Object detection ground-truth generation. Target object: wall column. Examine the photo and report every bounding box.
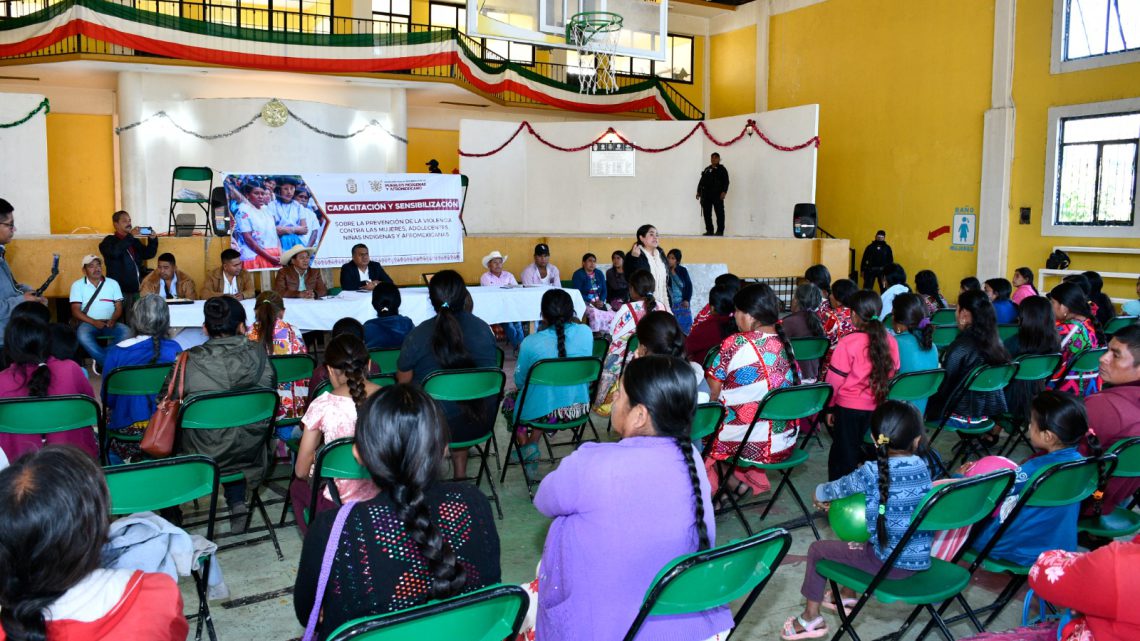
[977,0,1016,277]
[116,71,148,227]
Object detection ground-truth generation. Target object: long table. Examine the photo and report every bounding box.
[168,286,585,347]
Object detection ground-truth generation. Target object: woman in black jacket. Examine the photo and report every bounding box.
[624,224,670,306]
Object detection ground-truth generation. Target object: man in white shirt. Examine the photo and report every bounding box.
[69,255,129,370]
[520,243,561,286]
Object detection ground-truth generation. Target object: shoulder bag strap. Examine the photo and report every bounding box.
[81,279,106,316]
[175,352,187,400]
[301,501,358,641]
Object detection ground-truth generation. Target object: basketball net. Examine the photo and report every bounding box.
[567,12,622,94]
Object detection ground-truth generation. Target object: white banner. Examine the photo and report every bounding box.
[223,173,463,271]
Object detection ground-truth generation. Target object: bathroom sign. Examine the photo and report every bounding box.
[950,207,975,252]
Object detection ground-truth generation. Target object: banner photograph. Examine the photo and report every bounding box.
[225,173,464,271]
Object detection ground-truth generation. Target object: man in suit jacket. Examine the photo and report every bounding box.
[339,243,393,291]
[200,249,255,300]
[139,252,197,300]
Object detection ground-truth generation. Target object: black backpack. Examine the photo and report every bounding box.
[1046,249,1070,270]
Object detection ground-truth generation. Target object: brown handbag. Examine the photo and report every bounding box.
[141,352,188,458]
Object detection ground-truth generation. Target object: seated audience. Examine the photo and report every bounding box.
[274,246,328,300]
[248,291,308,424]
[521,243,561,286]
[605,250,629,308]
[1123,275,1140,317]
[339,243,392,292]
[594,270,666,416]
[1083,270,1116,327]
[781,283,827,382]
[309,317,378,400]
[102,295,182,463]
[706,283,800,496]
[173,297,276,531]
[666,248,693,334]
[967,391,1086,566]
[804,264,836,323]
[502,289,592,475]
[685,283,736,364]
[479,251,524,349]
[878,263,910,317]
[69,255,130,370]
[201,248,255,300]
[823,278,859,351]
[890,293,938,416]
[396,270,499,479]
[0,446,188,641]
[139,252,197,300]
[691,273,741,331]
[926,291,1009,429]
[637,311,709,402]
[914,269,949,314]
[1011,266,1038,305]
[782,402,931,640]
[1080,325,1140,521]
[363,283,414,351]
[573,252,616,333]
[48,323,82,373]
[984,277,1018,324]
[960,276,981,293]
[1049,281,1102,397]
[294,385,500,640]
[290,334,382,534]
[1003,296,1060,426]
[0,316,97,460]
[534,356,731,641]
[824,290,899,480]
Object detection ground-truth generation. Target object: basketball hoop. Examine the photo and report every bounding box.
[566,11,623,94]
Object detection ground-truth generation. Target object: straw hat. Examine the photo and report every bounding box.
[280,245,313,266]
[481,251,508,269]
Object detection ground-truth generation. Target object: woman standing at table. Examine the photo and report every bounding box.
[247,291,308,426]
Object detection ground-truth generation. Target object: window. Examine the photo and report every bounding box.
[429,1,533,65]
[1053,0,1140,72]
[372,0,410,34]
[0,0,56,18]
[567,34,694,83]
[1043,99,1140,237]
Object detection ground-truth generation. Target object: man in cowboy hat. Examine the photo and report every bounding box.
[340,243,393,292]
[478,250,523,351]
[273,245,327,299]
[425,159,443,174]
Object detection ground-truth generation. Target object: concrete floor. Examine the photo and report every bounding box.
[146,355,1032,641]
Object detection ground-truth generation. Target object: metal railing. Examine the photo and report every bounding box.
[0,0,704,119]
[818,225,857,281]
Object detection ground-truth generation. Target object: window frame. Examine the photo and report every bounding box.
[1042,97,1140,238]
[569,32,694,83]
[1051,0,1140,74]
[428,0,534,66]
[371,0,410,29]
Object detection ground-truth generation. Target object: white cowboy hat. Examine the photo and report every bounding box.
[481,251,508,269]
[280,245,314,266]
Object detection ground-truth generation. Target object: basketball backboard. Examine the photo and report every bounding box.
[466,0,667,61]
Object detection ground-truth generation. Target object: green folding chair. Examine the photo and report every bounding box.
[1055,347,1107,397]
[270,354,315,430]
[692,402,725,456]
[168,166,213,235]
[1104,315,1137,335]
[303,437,371,525]
[714,383,834,539]
[0,394,101,456]
[939,457,1106,633]
[104,455,221,641]
[997,323,1019,341]
[926,362,1019,473]
[592,335,610,360]
[100,362,174,464]
[495,345,505,369]
[998,353,1063,455]
[887,368,946,405]
[424,368,507,518]
[501,356,602,499]
[930,308,957,325]
[623,528,793,641]
[881,313,893,329]
[931,325,960,350]
[703,345,720,371]
[368,348,401,374]
[789,336,829,362]
[820,469,1016,641]
[1079,437,1140,539]
[178,388,283,560]
[325,584,529,641]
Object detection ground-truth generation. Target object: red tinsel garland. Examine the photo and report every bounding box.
[458,119,820,157]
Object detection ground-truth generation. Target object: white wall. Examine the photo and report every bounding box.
[0,93,52,234]
[116,71,407,230]
[458,106,818,237]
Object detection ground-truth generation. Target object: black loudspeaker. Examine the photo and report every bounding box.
[793,203,817,239]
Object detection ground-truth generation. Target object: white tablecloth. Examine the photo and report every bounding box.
[168,286,585,347]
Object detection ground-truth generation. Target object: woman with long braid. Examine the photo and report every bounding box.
[706,283,801,502]
[293,385,501,640]
[501,289,592,473]
[1048,281,1103,397]
[247,290,308,424]
[289,334,382,534]
[533,355,731,641]
[593,269,669,416]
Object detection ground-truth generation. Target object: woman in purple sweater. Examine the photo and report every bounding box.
[534,355,732,641]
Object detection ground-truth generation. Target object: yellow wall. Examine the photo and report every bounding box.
[709,25,755,118]
[45,114,116,235]
[407,128,460,173]
[1007,1,1140,302]
[767,0,993,291]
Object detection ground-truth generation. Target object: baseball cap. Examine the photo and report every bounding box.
[81,254,101,267]
[534,243,550,256]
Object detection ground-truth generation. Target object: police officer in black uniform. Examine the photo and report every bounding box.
[696,152,730,236]
[860,229,894,290]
